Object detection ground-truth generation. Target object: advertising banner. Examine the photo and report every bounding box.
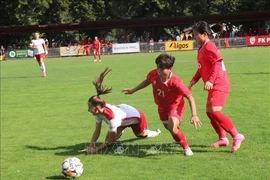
[112,43,140,54]
[246,36,270,46]
[165,41,193,51]
[7,50,29,59]
[60,46,84,56]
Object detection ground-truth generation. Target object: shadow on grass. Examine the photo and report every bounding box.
[230,72,270,75]
[0,76,42,79]
[26,143,86,156]
[26,141,231,158]
[45,175,67,180]
[25,142,196,157]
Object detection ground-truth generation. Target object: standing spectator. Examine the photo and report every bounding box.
[93,36,101,62]
[149,38,154,52]
[29,32,48,77]
[0,45,6,61]
[176,34,181,41]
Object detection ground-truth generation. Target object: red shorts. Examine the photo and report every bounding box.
[158,105,186,123]
[119,110,148,135]
[207,90,228,107]
[35,54,45,63]
[93,49,100,54]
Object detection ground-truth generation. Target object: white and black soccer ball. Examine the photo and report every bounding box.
[61,157,83,178]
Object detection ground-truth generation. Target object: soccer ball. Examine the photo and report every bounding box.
[61,157,83,178]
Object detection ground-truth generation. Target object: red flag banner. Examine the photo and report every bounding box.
[246,36,270,46]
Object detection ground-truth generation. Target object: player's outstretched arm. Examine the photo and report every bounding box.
[122,79,150,94]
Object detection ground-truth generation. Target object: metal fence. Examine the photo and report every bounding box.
[3,37,251,59]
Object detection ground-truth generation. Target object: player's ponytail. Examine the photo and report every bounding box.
[92,67,112,96]
[88,67,112,108]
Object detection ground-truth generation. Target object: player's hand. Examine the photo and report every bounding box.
[188,80,196,90]
[81,146,96,153]
[121,88,134,94]
[204,81,213,90]
[45,50,48,55]
[190,115,202,130]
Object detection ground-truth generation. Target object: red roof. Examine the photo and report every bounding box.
[0,11,269,34]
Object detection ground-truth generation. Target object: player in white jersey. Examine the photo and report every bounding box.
[29,32,48,77]
[81,68,161,153]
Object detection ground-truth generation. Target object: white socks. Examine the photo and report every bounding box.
[40,63,46,73]
[146,129,161,137]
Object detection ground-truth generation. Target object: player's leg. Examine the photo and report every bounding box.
[160,108,193,156]
[98,50,101,61]
[93,49,97,62]
[132,111,161,138]
[207,90,245,152]
[39,54,46,77]
[166,116,193,156]
[35,54,46,77]
[116,126,127,140]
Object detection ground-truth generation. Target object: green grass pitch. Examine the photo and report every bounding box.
[1,47,270,179]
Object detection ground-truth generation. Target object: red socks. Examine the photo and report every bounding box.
[207,112,226,139]
[208,111,238,138]
[172,129,188,149]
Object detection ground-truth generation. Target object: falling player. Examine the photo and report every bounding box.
[81,68,161,153]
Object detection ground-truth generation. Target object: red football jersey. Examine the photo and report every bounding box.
[196,40,230,92]
[93,40,100,49]
[146,69,191,112]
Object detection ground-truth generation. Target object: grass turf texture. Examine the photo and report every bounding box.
[1,47,270,180]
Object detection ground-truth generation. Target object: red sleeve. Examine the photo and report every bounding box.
[208,60,222,83]
[206,42,223,83]
[176,78,191,98]
[191,69,201,83]
[206,42,222,64]
[146,69,156,83]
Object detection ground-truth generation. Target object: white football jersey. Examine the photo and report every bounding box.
[95,104,140,132]
[31,38,45,55]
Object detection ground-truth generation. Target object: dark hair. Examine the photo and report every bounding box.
[88,67,112,107]
[155,54,175,69]
[192,21,213,38]
[88,95,106,108]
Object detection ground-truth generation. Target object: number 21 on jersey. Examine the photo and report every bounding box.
[157,89,165,97]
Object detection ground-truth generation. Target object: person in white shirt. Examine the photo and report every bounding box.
[81,68,161,153]
[29,32,48,77]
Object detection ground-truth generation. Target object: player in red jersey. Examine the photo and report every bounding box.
[189,21,245,152]
[29,32,48,77]
[122,54,202,156]
[81,68,161,153]
[93,36,101,62]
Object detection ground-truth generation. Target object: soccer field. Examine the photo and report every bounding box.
[1,47,270,180]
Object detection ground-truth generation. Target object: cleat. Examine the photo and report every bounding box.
[42,72,47,77]
[231,134,245,152]
[210,138,229,147]
[94,59,97,62]
[184,147,193,156]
